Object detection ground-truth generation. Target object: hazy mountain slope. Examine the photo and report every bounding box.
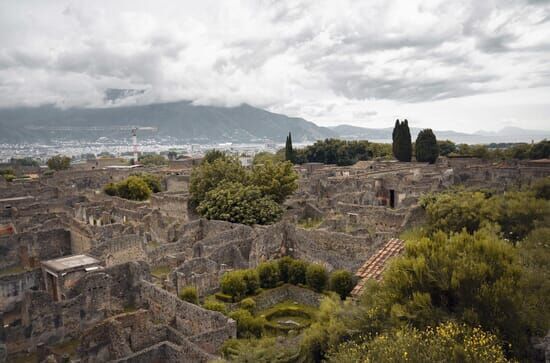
[0,101,336,143]
[331,124,549,143]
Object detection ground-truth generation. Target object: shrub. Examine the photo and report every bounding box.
[306,264,328,292]
[104,182,118,196]
[257,261,280,288]
[278,256,294,283]
[197,182,283,225]
[329,270,354,300]
[179,286,198,305]
[531,176,550,200]
[47,155,71,170]
[116,176,151,201]
[228,309,265,338]
[327,322,510,363]
[240,298,256,312]
[220,271,247,302]
[242,269,260,295]
[288,259,308,285]
[203,299,227,314]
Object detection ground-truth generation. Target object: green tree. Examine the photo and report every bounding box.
[115,176,152,201]
[438,140,457,156]
[197,182,282,225]
[189,156,247,206]
[138,153,167,166]
[135,173,162,193]
[285,132,295,163]
[220,270,248,302]
[252,151,283,165]
[47,155,71,170]
[179,286,199,305]
[203,149,228,163]
[392,119,412,162]
[278,256,294,283]
[377,229,530,358]
[529,139,550,159]
[306,264,328,292]
[288,259,308,285]
[257,261,280,288]
[415,129,439,163]
[249,161,298,203]
[329,270,354,300]
[242,269,260,295]
[421,191,493,234]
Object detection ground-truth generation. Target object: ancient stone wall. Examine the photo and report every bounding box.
[0,269,41,311]
[137,280,236,352]
[251,284,323,312]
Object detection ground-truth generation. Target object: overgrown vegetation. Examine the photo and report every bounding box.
[190,150,298,225]
[47,155,71,170]
[292,139,392,166]
[294,180,549,362]
[104,173,162,201]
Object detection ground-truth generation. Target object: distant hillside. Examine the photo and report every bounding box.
[331,125,550,144]
[0,101,336,144]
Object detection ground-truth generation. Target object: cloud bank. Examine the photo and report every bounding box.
[0,0,549,131]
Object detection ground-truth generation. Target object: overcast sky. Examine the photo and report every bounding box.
[1,0,549,132]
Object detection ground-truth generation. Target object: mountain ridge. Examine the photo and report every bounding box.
[0,101,548,144]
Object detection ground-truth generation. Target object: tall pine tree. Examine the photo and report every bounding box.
[392,119,412,162]
[285,132,295,163]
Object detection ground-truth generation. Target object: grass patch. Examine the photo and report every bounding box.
[258,300,317,334]
[50,338,80,358]
[297,217,323,229]
[151,265,171,279]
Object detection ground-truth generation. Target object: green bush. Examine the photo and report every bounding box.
[228,309,265,338]
[47,155,71,170]
[103,175,153,201]
[242,269,260,295]
[288,259,308,285]
[306,264,328,292]
[3,174,15,182]
[278,256,294,283]
[220,271,247,302]
[532,177,550,200]
[329,270,354,300]
[240,297,256,312]
[257,261,280,288]
[203,299,227,314]
[179,286,198,305]
[327,322,510,363]
[197,182,283,225]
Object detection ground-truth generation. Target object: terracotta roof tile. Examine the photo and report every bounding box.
[351,238,405,297]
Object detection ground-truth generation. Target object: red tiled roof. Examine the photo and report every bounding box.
[351,238,405,297]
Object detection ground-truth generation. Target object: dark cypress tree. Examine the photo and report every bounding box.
[415,128,439,163]
[402,119,412,162]
[392,119,400,158]
[285,132,295,163]
[392,119,412,162]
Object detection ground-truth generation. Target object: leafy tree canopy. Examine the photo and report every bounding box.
[47,155,71,170]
